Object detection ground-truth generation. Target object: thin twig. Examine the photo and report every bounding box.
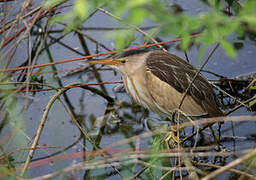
[210,82,249,109]
[202,148,256,180]
[0,34,200,72]
[76,30,112,52]
[20,82,82,175]
[97,7,167,52]
[0,6,41,34]
[178,43,220,109]
[31,159,137,180]
[225,96,255,115]
[193,161,256,180]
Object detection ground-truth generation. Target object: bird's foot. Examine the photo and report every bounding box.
[165,127,182,148]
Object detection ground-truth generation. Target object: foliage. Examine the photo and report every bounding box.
[249,95,256,107]
[44,0,256,56]
[146,134,166,179]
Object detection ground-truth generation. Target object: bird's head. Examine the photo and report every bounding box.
[87,53,148,75]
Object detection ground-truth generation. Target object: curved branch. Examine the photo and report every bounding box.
[20,82,114,176]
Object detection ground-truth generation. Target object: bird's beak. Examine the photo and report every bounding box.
[86,59,122,66]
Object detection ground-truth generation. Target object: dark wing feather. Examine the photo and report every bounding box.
[146,51,222,117]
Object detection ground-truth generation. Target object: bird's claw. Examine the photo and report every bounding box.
[165,127,181,148]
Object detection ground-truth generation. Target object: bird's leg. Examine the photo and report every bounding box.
[165,126,188,150]
[217,122,222,140]
[208,125,221,151]
[165,112,184,148]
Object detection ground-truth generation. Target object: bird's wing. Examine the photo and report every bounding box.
[145,51,222,116]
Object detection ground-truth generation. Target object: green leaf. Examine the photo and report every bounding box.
[31,75,37,81]
[127,0,148,7]
[43,0,66,8]
[249,96,256,107]
[117,30,136,50]
[48,11,74,26]
[129,8,146,24]
[107,29,136,50]
[181,32,190,50]
[221,40,236,58]
[250,86,256,90]
[242,16,256,25]
[143,27,159,42]
[64,18,81,33]
[147,135,165,179]
[229,0,242,14]
[240,1,256,16]
[74,0,88,19]
[197,43,207,62]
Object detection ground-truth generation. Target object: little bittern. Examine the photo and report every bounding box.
[89,50,223,118]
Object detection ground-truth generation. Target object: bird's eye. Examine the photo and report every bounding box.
[120,59,126,64]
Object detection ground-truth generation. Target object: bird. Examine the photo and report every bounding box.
[88,50,223,119]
